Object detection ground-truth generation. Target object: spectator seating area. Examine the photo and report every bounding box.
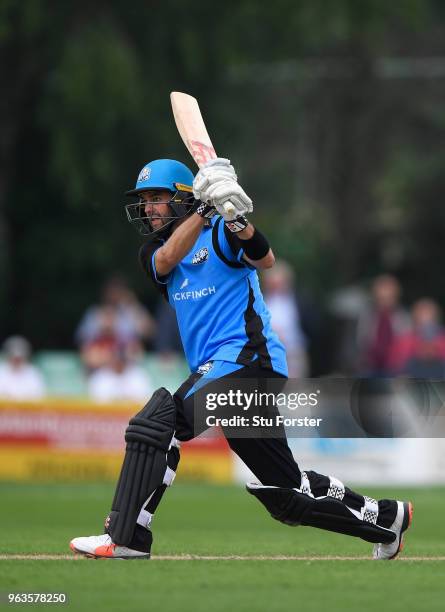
[31,352,189,397]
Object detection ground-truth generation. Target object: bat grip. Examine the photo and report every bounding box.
[223,201,236,216]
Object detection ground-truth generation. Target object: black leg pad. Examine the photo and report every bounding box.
[247,483,396,544]
[106,388,176,546]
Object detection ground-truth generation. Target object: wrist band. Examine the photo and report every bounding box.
[238,227,270,260]
[195,200,217,219]
[225,216,249,233]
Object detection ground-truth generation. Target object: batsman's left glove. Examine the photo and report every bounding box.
[193,158,237,203]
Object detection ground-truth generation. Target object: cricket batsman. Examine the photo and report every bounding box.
[70,158,413,560]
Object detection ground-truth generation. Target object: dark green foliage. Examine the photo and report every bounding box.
[1,0,445,346]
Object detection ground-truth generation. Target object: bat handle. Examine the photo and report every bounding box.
[223,201,236,216]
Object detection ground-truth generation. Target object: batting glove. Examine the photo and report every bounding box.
[207,180,253,218]
[193,158,237,203]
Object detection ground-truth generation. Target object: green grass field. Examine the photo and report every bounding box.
[1,482,444,611]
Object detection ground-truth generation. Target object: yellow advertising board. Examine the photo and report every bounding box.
[0,398,232,483]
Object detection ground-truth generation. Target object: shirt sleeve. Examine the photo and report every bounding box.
[138,241,170,299]
[223,223,245,262]
[211,216,246,268]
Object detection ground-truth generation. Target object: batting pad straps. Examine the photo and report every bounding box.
[163,466,176,486]
[299,471,313,497]
[246,483,396,545]
[363,496,379,524]
[169,436,181,450]
[137,508,154,530]
[327,476,345,501]
[136,464,177,530]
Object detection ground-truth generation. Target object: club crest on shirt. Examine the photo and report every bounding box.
[192,247,209,265]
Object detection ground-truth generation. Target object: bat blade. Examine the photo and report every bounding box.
[170,92,216,167]
[170,91,235,215]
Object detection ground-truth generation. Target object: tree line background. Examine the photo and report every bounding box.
[1,0,445,349]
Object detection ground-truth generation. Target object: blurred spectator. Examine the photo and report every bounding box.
[357,275,410,377]
[76,274,156,371]
[329,284,369,374]
[389,299,445,378]
[88,347,152,403]
[80,305,119,371]
[0,336,46,399]
[76,275,156,348]
[262,260,308,377]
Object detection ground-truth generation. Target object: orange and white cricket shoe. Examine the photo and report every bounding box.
[373,501,413,560]
[70,534,150,560]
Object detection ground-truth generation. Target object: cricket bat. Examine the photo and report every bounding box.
[170,91,236,216]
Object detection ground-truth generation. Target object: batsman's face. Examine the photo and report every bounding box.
[140,190,172,229]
